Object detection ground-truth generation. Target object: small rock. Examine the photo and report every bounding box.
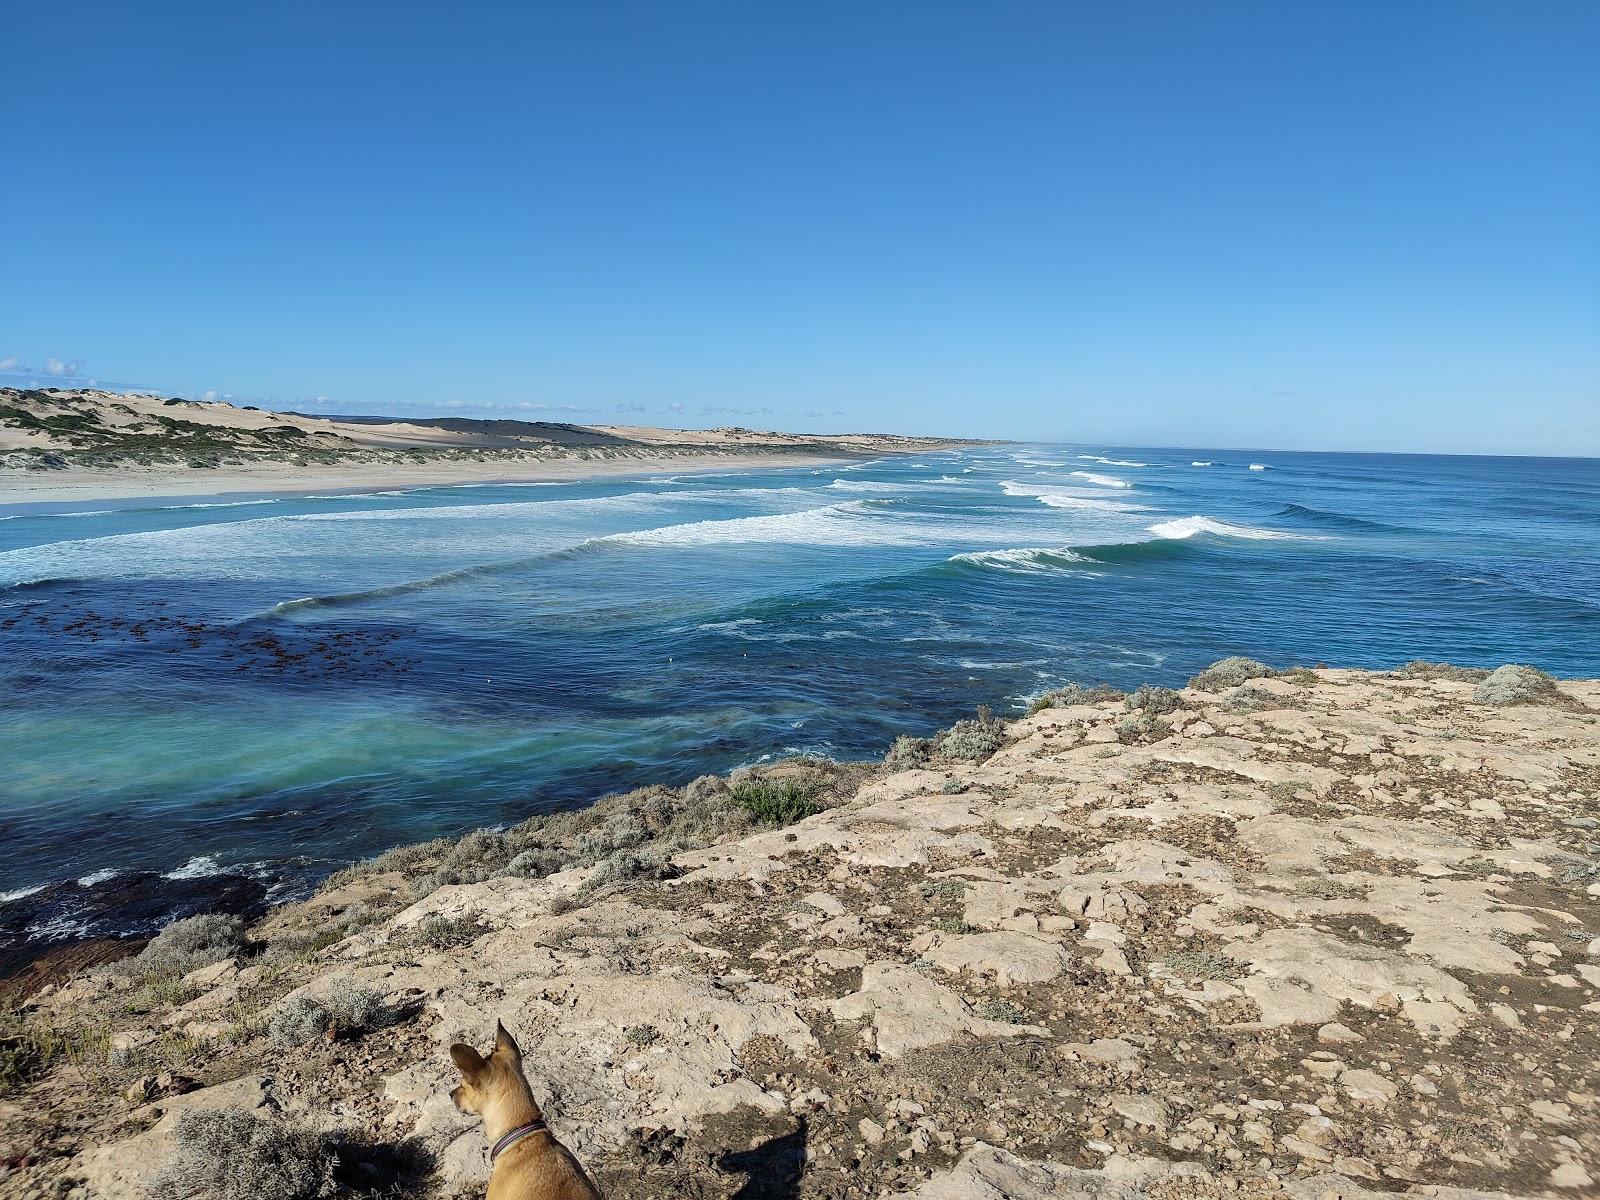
[1293,1116,1337,1147]
[1490,1003,1521,1028]
[1531,1100,1572,1125]
[1110,1095,1166,1130]
[1551,1160,1594,1189]
[1340,1069,1398,1109]
[1316,1022,1362,1045]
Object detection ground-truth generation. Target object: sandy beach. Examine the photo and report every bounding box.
[0,388,977,509]
[0,451,853,508]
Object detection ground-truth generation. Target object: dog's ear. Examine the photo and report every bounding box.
[494,1019,522,1066]
[450,1042,487,1079]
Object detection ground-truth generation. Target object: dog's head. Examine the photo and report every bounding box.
[450,1019,538,1121]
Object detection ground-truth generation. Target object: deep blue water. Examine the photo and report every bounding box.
[2,445,1597,952]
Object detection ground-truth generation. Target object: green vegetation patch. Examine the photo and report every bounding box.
[731,777,823,826]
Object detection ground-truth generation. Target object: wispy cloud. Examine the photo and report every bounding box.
[698,405,774,417]
[43,356,81,377]
[0,356,18,372]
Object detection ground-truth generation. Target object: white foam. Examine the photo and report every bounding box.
[25,912,95,940]
[0,885,44,903]
[606,501,930,548]
[1249,463,1269,471]
[1191,461,1213,467]
[1078,455,1147,467]
[76,868,121,887]
[827,478,936,493]
[1147,515,1303,541]
[157,499,283,511]
[951,548,1103,575]
[1069,471,1133,489]
[163,854,224,880]
[999,481,1145,512]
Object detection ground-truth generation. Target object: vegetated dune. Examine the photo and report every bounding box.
[0,388,972,471]
[5,664,1599,1198]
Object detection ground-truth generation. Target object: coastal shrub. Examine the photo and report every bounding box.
[1125,685,1183,715]
[1,1008,68,1096]
[1189,657,1275,691]
[1028,682,1124,713]
[323,978,386,1033]
[116,914,244,983]
[975,999,1027,1025]
[1473,664,1559,707]
[505,846,568,879]
[267,995,331,1048]
[408,912,487,951]
[935,707,1007,761]
[1115,714,1171,744]
[581,847,678,896]
[732,778,823,826]
[1557,859,1600,887]
[1161,949,1244,982]
[683,774,731,807]
[1220,685,1286,715]
[263,979,387,1049]
[883,735,932,771]
[1400,660,1490,683]
[576,813,648,860]
[663,789,757,846]
[322,760,858,915]
[623,1024,661,1049]
[150,1106,336,1200]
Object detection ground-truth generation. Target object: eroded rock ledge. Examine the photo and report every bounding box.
[6,666,1599,1198]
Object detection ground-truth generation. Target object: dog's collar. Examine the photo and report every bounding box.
[489,1119,549,1164]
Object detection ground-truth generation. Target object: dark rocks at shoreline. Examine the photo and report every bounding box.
[0,869,270,983]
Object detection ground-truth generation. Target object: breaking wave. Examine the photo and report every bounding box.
[1069,471,1133,489]
[998,481,1146,512]
[1078,455,1147,467]
[1146,515,1307,541]
[950,548,1103,575]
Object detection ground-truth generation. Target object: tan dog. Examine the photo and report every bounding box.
[450,1020,602,1200]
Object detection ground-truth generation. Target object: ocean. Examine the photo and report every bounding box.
[2,445,1597,965]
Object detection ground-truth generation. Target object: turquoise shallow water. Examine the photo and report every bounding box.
[1,445,1597,958]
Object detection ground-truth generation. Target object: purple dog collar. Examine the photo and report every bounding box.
[489,1119,549,1164]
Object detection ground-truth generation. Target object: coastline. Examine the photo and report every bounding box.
[5,662,1597,1198]
[0,449,861,509]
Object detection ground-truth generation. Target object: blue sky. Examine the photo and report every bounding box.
[2,2,1596,454]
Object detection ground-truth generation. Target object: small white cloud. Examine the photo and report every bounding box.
[201,390,219,402]
[0,356,17,371]
[44,356,81,377]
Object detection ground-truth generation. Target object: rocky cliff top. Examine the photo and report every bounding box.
[5,663,1599,1198]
